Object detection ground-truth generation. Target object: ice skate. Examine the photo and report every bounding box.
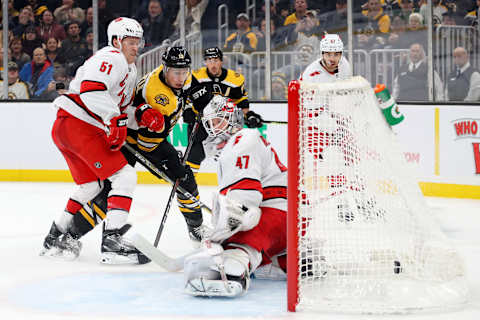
[40,222,82,260]
[100,224,150,265]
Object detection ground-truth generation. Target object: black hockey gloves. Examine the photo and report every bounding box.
[245,110,263,128]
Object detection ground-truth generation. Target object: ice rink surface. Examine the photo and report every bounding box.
[0,182,479,320]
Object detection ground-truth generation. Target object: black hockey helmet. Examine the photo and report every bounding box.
[162,46,191,68]
[203,47,223,61]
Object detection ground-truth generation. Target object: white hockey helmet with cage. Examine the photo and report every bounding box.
[202,95,244,139]
[320,34,343,53]
[107,17,144,47]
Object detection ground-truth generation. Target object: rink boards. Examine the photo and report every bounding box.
[0,101,479,199]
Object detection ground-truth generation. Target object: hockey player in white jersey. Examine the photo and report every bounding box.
[183,95,287,297]
[300,33,352,83]
[40,17,163,264]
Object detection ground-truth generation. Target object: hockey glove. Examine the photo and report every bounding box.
[106,114,128,151]
[183,108,197,124]
[190,85,212,113]
[245,110,263,128]
[135,104,165,132]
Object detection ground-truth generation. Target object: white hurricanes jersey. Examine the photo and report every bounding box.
[300,56,352,83]
[53,46,137,129]
[217,128,287,212]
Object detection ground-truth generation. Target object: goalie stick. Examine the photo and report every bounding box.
[123,143,212,214]
[130,232,199,272]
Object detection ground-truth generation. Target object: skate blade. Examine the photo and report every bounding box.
[100,252,140,265]
[185,278,244,297]
[39,247,79,261]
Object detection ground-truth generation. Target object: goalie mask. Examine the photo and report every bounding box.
[202,95,244,139]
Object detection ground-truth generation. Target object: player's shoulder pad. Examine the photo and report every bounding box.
[93,46,127,66]
[223,69,245,87]
[227,128,262,153]
[192,67,209,81]
[143,65,178,116]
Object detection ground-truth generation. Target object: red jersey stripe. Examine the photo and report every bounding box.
[220,178,262,195]
[80,80,107,94]
[65,93,104,124]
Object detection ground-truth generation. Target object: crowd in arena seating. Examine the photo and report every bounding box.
[0,0,479,101]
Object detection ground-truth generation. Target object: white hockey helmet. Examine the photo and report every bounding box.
[320,34,343,53]
[202,95,244,139]
[107,17,144,47]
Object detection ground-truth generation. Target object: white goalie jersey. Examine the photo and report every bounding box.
[216,128,287,212]
[53,46,137,129]
[300,56,352,83]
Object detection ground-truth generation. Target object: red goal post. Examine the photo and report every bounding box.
[286,77,468,314]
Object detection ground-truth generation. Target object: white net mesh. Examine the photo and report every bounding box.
[293,77,468,314]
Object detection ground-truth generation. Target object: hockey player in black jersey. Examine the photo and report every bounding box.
[183,47,264,172]
[41,47,213,263]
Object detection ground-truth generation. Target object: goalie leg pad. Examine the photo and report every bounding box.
[184,245,251,297]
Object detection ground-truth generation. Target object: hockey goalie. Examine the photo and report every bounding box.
[183,95,287,297]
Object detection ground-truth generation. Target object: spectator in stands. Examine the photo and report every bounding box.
[141,0,174,48]
[44,37,65,65]
[393,43,444,101]
[255,0,284,29]
[54,0,85,25]
[0,47,12,75]
[464,0,480,26]
[284,0,309,26]
[37,9,67,43]
[271,72,288,100]
[405,12,427,48]
[419,0,447,26]
[98,0,115,26]
[322,0,348,40]
[19,47,54,97]
[385,15,409,49]
[11,6,35,37]
[38,66,69,100]
[285,9,321,49]
[254,18,287,51]
[277,0,290,20]
[22,25,43,58]
[361,0,391,35]
[382,0,402,17]
[446,46,480,101]
[80,7,107,46]
[172,0,209,39]
[85,27,94,58]
[2,0,19,20]
[58,21,88,77]
[0,61,30,100]
[25,0,48,19]
[396,0,417,24]
[10,36,31,70]
[224,13,258,53]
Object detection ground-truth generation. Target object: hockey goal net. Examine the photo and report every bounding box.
[287,77,468,314]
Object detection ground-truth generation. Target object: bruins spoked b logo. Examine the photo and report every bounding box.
[155,94,169,106]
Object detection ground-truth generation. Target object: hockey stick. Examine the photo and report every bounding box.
[123,143,212,214]
[130,232,199,271]
[262,120,287,124]
[153,117,202,247]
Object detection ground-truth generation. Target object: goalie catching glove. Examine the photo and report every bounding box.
[209,193,261,242]
[244,110,263,128]
[106,113,128,151]
[135,103,165,132]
